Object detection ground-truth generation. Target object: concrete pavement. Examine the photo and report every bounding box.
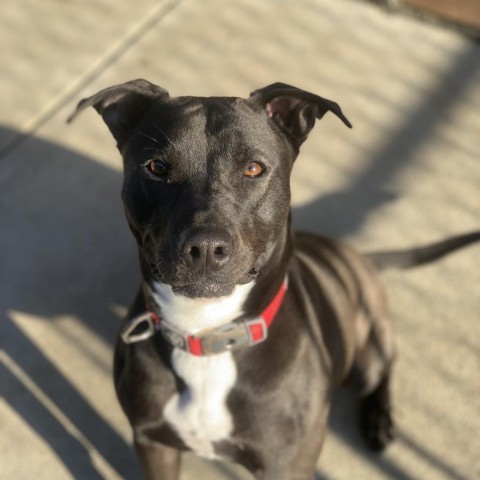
[1,1,479,479]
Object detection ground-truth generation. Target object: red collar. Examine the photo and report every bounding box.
[121,277,288,356]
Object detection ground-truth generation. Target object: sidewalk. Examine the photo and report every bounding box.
[1,1,479,479]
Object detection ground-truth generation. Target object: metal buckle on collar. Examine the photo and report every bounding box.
[197,317,268,355]
[198,321,251,355]
[121,313,158,344]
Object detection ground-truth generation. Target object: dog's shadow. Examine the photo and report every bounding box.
[0,126,141,478]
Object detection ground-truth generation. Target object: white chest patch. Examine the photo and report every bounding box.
[163,349,237,458]
[151,281,253,458]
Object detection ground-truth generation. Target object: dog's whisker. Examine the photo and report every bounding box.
[143,147,163,152]
[152,124,174,146]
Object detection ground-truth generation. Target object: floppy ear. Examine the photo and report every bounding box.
[249,82,351,151]
[67,79,169,148]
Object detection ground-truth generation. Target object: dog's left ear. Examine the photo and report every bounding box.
[68,79,169,148]
[249,82,352,151]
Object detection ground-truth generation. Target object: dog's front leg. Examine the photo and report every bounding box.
[134,437,180,480]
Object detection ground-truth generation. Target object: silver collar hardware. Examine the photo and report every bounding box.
[121,312,159,344]
[120,313,268,355]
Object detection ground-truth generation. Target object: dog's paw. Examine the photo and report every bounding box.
[359,396,395,452]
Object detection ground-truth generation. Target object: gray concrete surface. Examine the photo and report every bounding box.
[1,1,479,479]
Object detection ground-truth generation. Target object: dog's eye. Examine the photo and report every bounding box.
[148,160,169,177]
[244,161,265,178]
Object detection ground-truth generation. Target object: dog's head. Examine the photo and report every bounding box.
[69,80,351,298]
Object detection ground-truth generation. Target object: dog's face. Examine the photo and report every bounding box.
[69,81,350,298]
[122,96,293,298]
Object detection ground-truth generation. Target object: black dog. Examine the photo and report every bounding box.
[69,80,480,480]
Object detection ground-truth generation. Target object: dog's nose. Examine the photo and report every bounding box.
[181,229,232,273]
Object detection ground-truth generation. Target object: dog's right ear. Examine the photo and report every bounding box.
[67,79,169,148]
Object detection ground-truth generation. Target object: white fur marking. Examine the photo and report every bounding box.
[152,282,253,458]
[164,349,237,458]
[150,282,253,333]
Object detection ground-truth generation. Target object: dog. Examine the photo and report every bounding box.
[69,80,480,480]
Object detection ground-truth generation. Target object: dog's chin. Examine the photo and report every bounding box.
[169,269,258,299]
[171,282,236,299]
[150,264,259,299]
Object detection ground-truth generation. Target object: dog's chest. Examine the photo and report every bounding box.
[163,348,237,459]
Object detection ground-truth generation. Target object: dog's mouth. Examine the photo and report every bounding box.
[149,263,259,299]
[171,282,233,299]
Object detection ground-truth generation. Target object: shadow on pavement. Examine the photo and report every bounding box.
[0,127,140,478]
[293,43,480,240]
